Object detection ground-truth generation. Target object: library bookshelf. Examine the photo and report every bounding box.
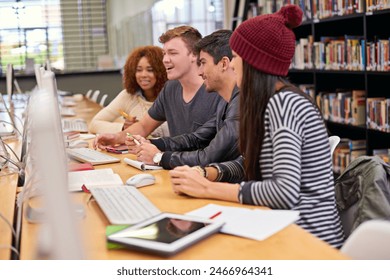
[234,0,390,170]
[289,3,390,170]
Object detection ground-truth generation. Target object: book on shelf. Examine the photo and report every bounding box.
[333,138,367,174]
[351,90,366,126]
[367,97,388,131]
[316,89,366,126]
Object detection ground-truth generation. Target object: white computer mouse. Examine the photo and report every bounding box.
[126,173,156,188]
[69,140,89,148]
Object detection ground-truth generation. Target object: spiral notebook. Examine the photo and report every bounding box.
[124,158,162,171]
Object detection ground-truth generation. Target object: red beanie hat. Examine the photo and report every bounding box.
[230,5,303,76]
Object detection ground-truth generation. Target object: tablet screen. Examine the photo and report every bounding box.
[120,217,208,244]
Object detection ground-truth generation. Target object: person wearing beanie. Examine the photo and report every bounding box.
[169,5,345,249]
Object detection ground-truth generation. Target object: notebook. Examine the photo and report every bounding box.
[124,157,162,171]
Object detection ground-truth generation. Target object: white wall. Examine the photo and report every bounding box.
[107,0,156,29]
[106,0,157,66]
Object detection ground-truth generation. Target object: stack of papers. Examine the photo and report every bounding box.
[187,204,299,241]
[68,168,123,192]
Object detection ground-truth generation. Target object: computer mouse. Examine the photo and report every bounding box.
[69,140,89,148]
[126,173,156,188]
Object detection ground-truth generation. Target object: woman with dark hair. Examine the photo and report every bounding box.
[89,46,168,137]
[169,5,344,248]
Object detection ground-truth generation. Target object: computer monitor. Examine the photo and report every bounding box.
[25,70,84,259]
[34,65,43,89]
[6,64,14,102]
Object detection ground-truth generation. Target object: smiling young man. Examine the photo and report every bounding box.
[129,29,240,169]
[94,26,222,149]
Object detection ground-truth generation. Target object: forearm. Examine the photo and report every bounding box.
[204,181,240,202]
[124,122,149,137]
[89,119,124,134]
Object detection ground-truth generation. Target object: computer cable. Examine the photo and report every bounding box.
[0,120,22,136]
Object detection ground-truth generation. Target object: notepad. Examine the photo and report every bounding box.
[124,158,163,171]
[187,204,299,241]
[68,168,123,192]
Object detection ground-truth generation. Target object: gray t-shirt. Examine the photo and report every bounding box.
[148,80,223,136]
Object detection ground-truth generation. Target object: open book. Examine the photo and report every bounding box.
[68,168,123,192]
[124,158,162,171]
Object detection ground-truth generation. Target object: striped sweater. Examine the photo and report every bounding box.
[211,90,345,248]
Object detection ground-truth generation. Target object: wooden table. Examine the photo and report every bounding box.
[18,98,348,260]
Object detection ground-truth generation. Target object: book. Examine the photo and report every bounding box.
[68,168,123,192]
[68,162,94,172]
[63,131,80,140]
[123,157,162,171]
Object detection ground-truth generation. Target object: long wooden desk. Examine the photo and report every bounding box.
[18,98,348,260]
[0,103,25,260]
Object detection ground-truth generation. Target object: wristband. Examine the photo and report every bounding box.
[191,166,206,178]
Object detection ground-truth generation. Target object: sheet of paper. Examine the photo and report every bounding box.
[68,168,123,192]
[187,204,299,241]
[124,158,162,171]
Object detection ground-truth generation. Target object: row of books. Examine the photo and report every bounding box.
[333,138,366,173]
[367,97,390,132]
[316,90,366,125]
[283,0,389,21]
[293,36,390,71]
[298,87,390,133]
[333,140,390,173]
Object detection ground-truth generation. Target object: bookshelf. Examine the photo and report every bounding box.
[288,3,390,169]
[234,0,390,169]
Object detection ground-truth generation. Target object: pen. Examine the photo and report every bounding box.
[126,132,141,146]
[209,211,222,219]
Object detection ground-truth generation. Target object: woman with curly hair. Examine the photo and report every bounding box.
[89,46,169,137]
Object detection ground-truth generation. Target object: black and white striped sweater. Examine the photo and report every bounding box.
[211,90,345,248]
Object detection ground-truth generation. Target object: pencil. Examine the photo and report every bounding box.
[209,211,222,219]
[126,132,141,146]
[118,110,134,121]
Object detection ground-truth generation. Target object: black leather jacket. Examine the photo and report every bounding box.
[151,87,240,169]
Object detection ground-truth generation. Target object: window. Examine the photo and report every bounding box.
[152,0,224,45]
[0,0,108,73]
[0,0,62,73]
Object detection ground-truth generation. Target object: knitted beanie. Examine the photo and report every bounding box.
[230,5,303,76]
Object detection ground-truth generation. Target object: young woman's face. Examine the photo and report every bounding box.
[230,51,243,88]
[162,37,197,80]
[135,56,157,94]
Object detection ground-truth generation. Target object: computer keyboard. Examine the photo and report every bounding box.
[90,185,161,224]
[60,107,76,117]
[62,119,88,132]
[67,148,120,165]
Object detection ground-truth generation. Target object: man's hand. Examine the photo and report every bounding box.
[136,142,161,164]
[124,134,149,154]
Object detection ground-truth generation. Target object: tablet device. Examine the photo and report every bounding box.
[107,212,225,256]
